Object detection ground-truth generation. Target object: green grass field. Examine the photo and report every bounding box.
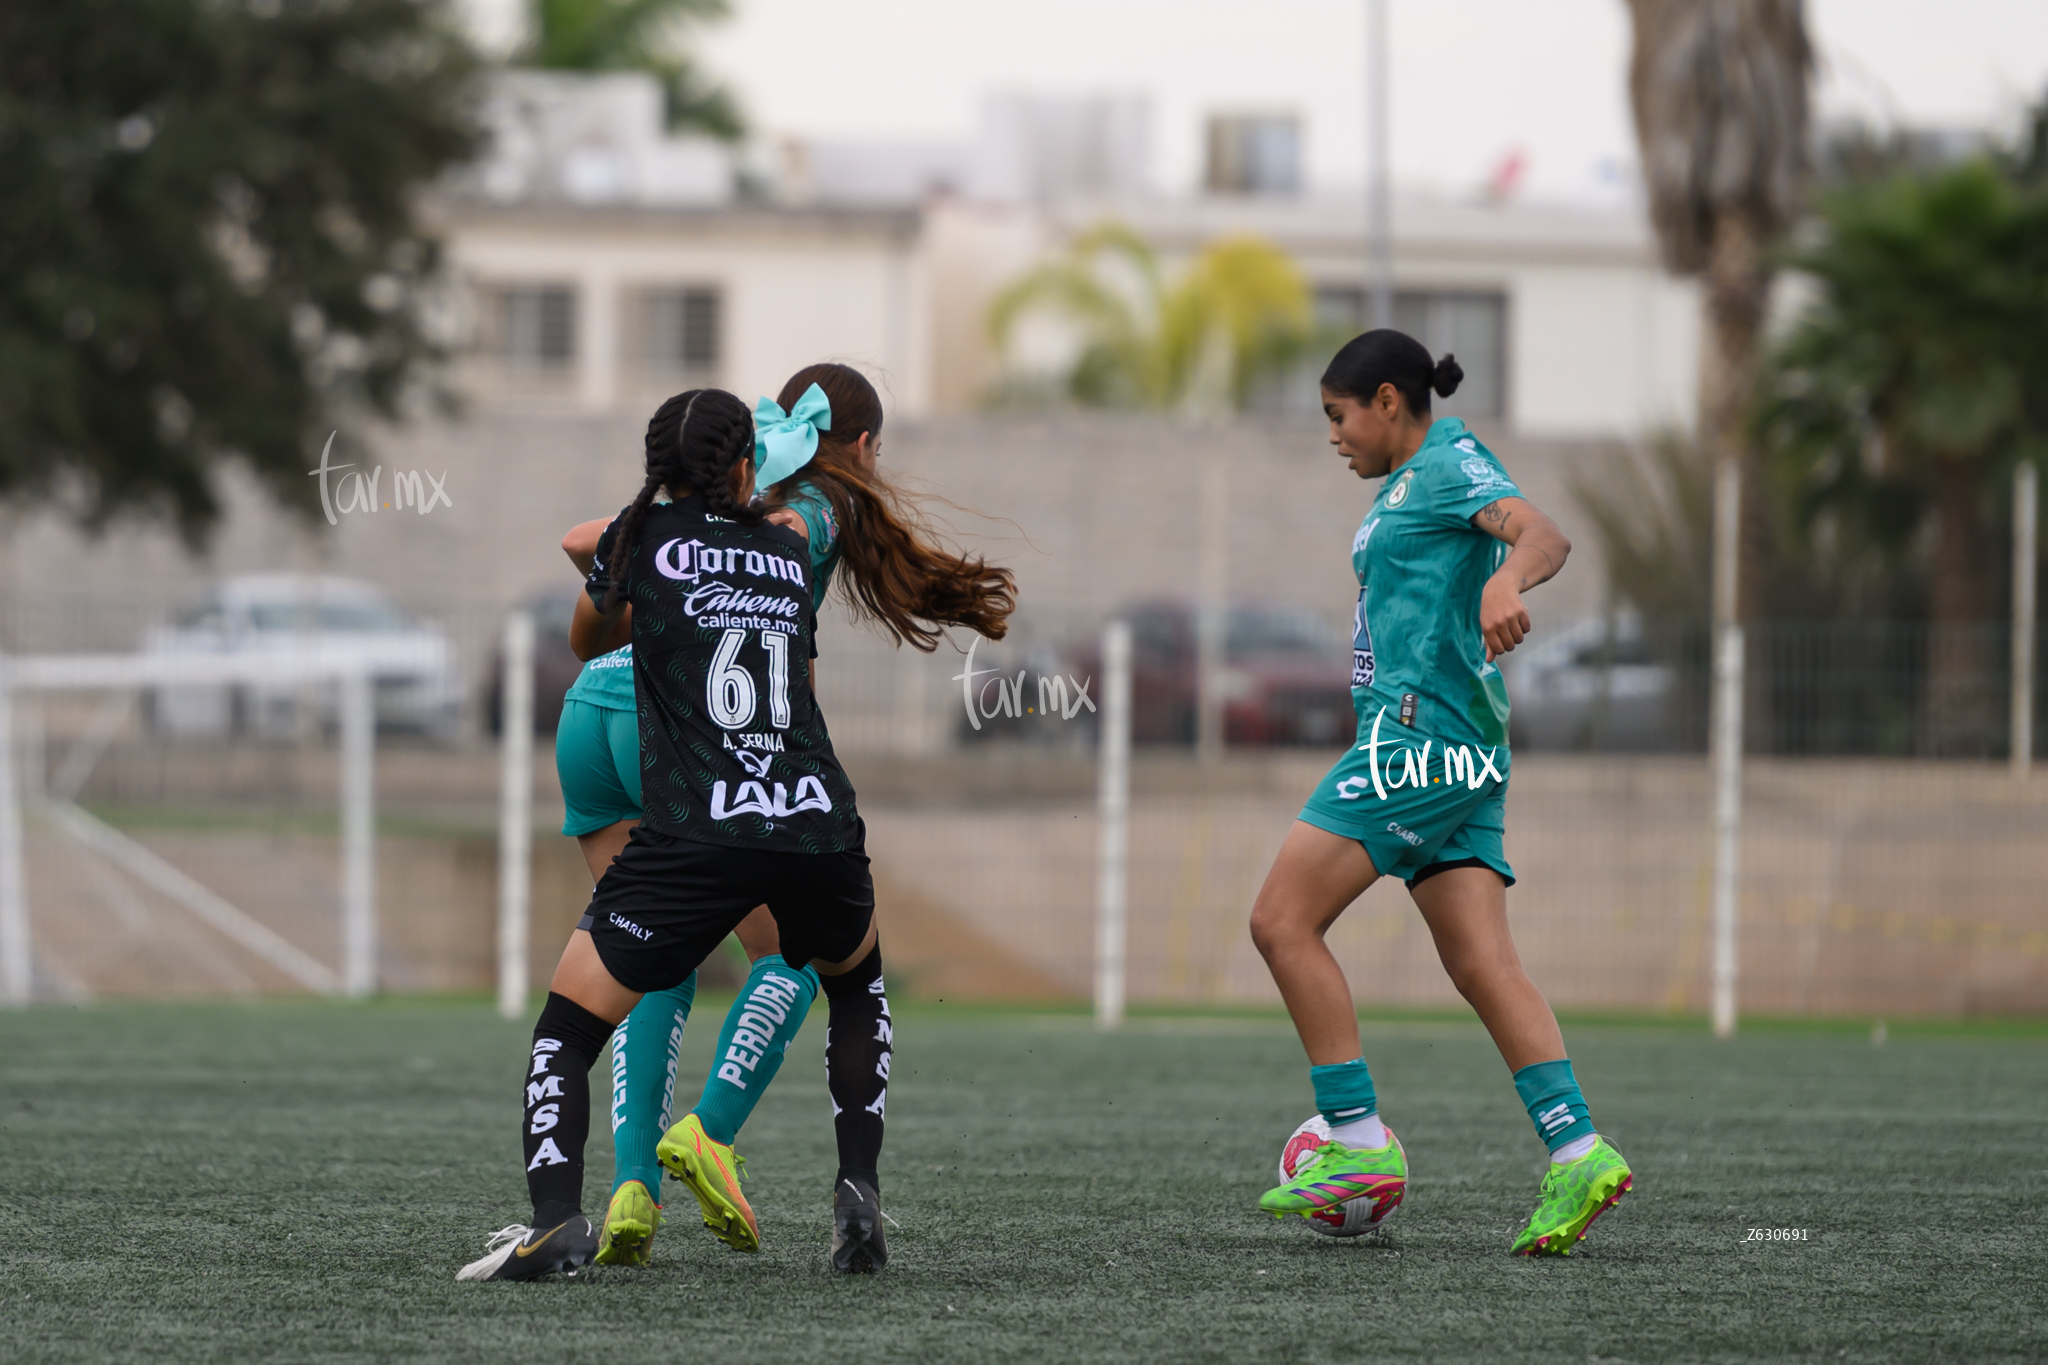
[3,1001,2043,1364]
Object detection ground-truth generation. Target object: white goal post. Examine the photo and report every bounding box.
[0,646,381,1005]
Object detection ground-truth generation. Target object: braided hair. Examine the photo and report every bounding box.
[600,388,758,612]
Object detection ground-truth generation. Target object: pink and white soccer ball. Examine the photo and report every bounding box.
[1277,1114,1402,1238]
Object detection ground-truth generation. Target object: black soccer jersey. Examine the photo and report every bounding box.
[587,496,863,854]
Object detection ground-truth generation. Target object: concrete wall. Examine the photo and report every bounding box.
[0,411,1618,661]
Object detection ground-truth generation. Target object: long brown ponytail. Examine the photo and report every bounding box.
[768,363,1015,651]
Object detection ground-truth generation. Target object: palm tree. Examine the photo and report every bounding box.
[1622,0,1812,625]
[1755,158,2048,753]
[987,224,1313,415]
[524,0,741,137]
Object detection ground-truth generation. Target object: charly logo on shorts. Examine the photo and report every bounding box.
[1387,820,1424,846]
[1384,470,1414,509]
[608,912,652,941]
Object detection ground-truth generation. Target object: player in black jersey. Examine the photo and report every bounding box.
[459,388,895,1280]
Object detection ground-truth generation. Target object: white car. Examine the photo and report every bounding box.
[143,575,462,740]
[1503,614,1684,752]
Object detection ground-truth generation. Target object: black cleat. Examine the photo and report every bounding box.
[830,1177,888,1274]
[455,1216,599,1281]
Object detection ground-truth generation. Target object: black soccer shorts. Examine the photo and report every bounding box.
[578,825,875,994]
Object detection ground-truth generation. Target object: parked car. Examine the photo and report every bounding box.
[963,600,1354,748]
[483,591,585,736]
[142,575,462,740]
[1503,615,1681,751]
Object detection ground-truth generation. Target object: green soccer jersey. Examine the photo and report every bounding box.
[779,484,843,611]
[563,643,636,711]
[1349,417,1521,749]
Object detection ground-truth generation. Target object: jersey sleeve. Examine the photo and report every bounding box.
[780,486,842,575]
[583,506,633,608]
[1423,444,1522,528]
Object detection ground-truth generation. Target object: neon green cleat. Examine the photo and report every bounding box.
[1513,1136,1632,1256]
[1258,1131,1408,1224]
[593,1179,661,1267]
[656,1114,760,1253]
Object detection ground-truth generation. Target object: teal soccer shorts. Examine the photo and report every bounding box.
[1298,737,1516,887]
[555,699,643,836]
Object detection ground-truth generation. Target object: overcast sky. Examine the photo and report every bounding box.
[468,0,2048,203]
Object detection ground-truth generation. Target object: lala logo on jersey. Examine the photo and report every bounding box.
[710,775,833,820]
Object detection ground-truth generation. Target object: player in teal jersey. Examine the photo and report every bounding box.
[552,363,1015,1269]
[1251,330,1632,1256]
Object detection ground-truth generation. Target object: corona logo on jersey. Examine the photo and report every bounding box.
[1334,706,1504,801]
[655,537,808,589]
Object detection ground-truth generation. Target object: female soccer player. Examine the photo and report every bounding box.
[1250,330,1632,1256]
[566,362,1014,1269]
[550,538,808,1270]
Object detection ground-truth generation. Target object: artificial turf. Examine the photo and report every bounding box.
[2,1000,2043,1364]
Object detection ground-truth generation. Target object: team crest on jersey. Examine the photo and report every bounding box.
[1384,471,1414,509]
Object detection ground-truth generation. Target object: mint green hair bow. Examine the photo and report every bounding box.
[752,383,831,493]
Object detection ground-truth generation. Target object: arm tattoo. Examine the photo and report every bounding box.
[1477,501,1510,528]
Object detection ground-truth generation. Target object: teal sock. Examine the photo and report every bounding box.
[690,955,820,1146]
[1513,1058,1596,1152]
[1309,1057,1378,1127]
[609,974,696,1197]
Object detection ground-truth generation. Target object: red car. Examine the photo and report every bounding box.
[1087,600,1356,748]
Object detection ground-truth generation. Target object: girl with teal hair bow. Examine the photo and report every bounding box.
[582,361,1021,1272]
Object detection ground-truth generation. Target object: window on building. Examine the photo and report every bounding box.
[1314,287,1507,419]
[1205,114,1301,196]
[633,286,722,377]
[485,284,576,368]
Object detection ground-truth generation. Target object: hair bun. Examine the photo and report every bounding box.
[1431,354,1464,399]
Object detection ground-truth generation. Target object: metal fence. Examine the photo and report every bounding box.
[2,601,2043,1018]
[1504,615,2046,759]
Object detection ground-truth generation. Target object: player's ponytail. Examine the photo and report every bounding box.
[1322,329,1460,416]
[602,388,758,612]
[765,363,1016,651]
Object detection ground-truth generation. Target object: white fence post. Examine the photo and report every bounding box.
[0,657,29,1006]
[1095,620,1133,1029]
[497,611,535,1020]
[1195,456,1228,764]
[2014,461,2038,779]
[1708,456,1743,1040]
[339,667,377,998]
[1710,625,1744,1040]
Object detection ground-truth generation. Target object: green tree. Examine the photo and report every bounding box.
[524,0,739,137]
[1755,156,2048,752]
[1623,0,1812,625]
[987,224,1313,415]
[0,0,478,543]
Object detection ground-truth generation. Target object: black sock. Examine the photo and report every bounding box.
[821,944,890,1192]
[523,992,616,1226]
